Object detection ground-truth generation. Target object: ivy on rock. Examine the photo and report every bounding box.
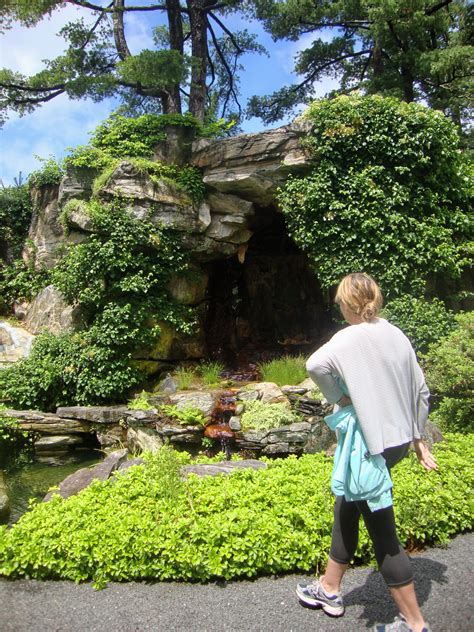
[278,95,472,298]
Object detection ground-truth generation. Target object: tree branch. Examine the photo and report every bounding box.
[295,49,372,93]
[207,18,240,116]
[387,20,407,51]
[298,20,373,30]
[66,1,168,12]
[208,11,243,53]
[0,82,66,92]
[426,0,453,16]
[9,89,65,105]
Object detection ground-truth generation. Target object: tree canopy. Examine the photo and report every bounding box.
[0,1,471,132]
[0,0,265,125]
[247,0,473,131]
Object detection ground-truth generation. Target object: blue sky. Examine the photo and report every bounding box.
[0,5,339,186]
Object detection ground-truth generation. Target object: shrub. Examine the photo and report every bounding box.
[381,296,457,354]
[0,184,32,259]
[0,435,471,586]
[0,200,195,410]
[28,157,64,188]
[279,95,472,298]
[0,405,35,471]
[0,258,50,310]
[0,330,142,411]
[127,391,153,411]
[240,400,300,431]
[259,355,307,386]
[199,361,224,386]
[423,312,473,433]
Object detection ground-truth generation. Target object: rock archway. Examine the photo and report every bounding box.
[203,204,330,365]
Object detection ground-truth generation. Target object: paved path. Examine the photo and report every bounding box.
[1,533,472,632]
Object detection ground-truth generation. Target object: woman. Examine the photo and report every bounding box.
[296,273,437,632]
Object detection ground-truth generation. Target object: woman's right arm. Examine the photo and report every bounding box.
[306,345,345,405]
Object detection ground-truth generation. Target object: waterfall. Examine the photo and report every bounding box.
[0,321,35,368]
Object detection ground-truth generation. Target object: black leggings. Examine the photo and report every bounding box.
[329,443,413,587]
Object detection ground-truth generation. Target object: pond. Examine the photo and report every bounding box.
[3,449,104,525]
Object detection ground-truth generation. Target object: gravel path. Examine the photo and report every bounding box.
[1,532,472,632]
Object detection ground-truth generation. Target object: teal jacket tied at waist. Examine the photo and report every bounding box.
[325,405,393,512]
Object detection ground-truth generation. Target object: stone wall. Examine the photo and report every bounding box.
[3,380,335,458]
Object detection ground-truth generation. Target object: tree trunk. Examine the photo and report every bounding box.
[112,0,131,60]
[165,0,184,114]
[401,63,415,102]
[187,0,208,122]
[372,40,383,77]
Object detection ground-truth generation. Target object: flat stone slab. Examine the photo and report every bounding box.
[56,406,130,424]
[35,435,84,450]
[4,410,90,434]
[182,460,267,478]
[43,449,128,501]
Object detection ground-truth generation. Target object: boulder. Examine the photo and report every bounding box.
[238,382,289,404]
[159,425,203,444]
[167,266,208,305]
[168,391,217,416]
[191,121,314,205]
[126,427,163,453]
[229,416,241,431]
[24,285,83,335]
[58,167,95,207]
[143,321,206,361]
[97,162,211,234]
[297,378,316,391]
[182,460,267,478]
[96,425,127,449]
[24,184,64,269]
[43,449,128,501]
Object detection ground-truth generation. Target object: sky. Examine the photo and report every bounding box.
[0,4,339,186]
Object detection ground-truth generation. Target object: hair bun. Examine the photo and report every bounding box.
[362,302,376,321]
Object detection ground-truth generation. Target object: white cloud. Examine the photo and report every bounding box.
[1,94,117,185]
[0,5,89,74]
[0,6,119,185]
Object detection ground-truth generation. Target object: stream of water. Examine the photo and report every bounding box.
[4,449,104,525]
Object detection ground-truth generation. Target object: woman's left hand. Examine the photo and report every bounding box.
[414,439,438,471]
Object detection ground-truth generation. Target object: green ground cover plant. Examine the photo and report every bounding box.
[258,355,307,386]
[279,95,472,299]
[159,405,207,426]
[240,400,300,431]
[0,435,471,586]
[423,312,473,433]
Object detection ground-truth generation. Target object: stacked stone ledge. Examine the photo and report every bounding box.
[2,380,335,458]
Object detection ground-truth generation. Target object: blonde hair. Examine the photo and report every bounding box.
[335,273,383,322]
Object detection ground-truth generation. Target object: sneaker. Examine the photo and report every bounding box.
[295,578,345,616]
[372,616,432,631]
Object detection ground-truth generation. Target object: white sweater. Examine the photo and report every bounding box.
[306,318,429,455]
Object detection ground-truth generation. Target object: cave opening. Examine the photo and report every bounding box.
[203,205,333,367]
